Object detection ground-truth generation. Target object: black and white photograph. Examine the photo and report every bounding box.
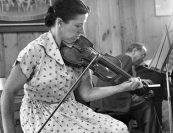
[0,0,173,133]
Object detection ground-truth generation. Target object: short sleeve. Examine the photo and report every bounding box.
[15,43,37,79]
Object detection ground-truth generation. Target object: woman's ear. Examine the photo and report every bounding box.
[56,18,63,27]
[132,48,137,55]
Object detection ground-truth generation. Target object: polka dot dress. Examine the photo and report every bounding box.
[17,31,129,133]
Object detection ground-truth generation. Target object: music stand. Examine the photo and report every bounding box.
[164,24,173,133]
[148,17,173,133]
[149,15,173,73]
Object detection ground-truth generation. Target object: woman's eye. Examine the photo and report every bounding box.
[75,25,81,28]
[75,24,83,28]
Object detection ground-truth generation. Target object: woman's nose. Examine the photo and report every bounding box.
[78,27,84,35]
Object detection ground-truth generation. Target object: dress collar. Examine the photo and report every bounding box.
[38,31,64,65]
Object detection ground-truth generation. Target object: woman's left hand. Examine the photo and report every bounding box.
[128,77,144,90]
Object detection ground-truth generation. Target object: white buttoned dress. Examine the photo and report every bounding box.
[16,31,129,133]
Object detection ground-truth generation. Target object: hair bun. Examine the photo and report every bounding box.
[45,6,56,27]
[47,6,54,14]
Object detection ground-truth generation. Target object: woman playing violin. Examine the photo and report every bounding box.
[1,0,143,133]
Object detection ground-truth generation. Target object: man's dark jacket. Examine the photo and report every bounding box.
[90,54,133,114]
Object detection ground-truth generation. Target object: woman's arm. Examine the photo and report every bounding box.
[1,64,27,133]
[78,70,142,102]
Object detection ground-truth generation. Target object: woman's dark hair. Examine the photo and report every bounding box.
[45,0,90,27]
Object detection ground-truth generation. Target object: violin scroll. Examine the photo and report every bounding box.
[60,36,99,68]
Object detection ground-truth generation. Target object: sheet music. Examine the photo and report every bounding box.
[167,51,173,73]
[149,19,173,74]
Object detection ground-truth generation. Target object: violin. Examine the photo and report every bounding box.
[60,35,149,94]
[61,35,131,81]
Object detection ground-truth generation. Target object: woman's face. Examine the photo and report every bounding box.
[60,14,88,43]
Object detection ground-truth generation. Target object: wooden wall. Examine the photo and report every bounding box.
[83,0,122,56]
[0,33,43,77]
[0,0,173,78]
[119,0,173,60]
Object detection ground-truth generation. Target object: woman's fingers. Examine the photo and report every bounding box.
[128,77,143,90]
[142,79,153,85]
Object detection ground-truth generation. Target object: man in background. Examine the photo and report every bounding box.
[89,43,162,133]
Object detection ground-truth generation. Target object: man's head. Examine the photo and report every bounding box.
[125,43,147,66]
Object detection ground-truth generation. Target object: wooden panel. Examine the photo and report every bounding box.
[119,0,136,52]
[0,34,5,78]
[135,0,146,41]
[134,0,162,59]
[108,0,122,56]
[96,0,113,54]
[0,25,48,33]
[134,0,172,61]
[17,33,34,52]
[78,0,122,56]
[32,32,43,40]
[83,0,98,48]
[17,32,43,52]
[119,0,172,60]
[4,33,18,76]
